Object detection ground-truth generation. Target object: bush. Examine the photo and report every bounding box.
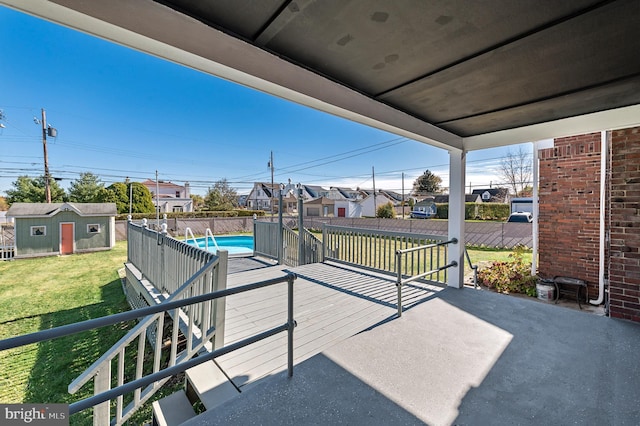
[436,202,510,220]
[376,202,396,219]
[116,210,266,221]
[477,245,537,296]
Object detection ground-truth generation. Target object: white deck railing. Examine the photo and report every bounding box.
[68,221,228,425]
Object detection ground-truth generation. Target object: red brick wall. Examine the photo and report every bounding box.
[609,127,640,321]
[538,133,602,299]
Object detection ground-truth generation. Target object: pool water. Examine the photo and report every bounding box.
[187,235,254,256]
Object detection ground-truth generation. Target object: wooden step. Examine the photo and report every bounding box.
[186,360,240,410]
[152,390,197,426]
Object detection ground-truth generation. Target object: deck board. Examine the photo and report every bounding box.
[217,259,443,390]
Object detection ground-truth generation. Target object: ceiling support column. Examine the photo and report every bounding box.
[448,148,466,289]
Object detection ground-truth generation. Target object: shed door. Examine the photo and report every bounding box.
[60,223,74,255]
[338,207,346,217]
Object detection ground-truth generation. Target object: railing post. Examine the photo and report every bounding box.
[297,184,304,265]
[278,184,284,265]
[93,364,111,426]
[214,250,228,350]
[287,274,295,378]
[396,250,403,317]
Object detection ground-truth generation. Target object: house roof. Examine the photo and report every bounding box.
[140,179,185,190]
[471,188,510,203]
[7,202,117,217]
[304,197,335,206]
[13,1,640,153]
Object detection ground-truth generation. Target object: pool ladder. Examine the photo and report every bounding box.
[184,227,220,252]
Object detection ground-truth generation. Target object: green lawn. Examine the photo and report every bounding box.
[0,242,132,425]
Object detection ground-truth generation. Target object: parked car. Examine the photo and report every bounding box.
[507,212,533,223]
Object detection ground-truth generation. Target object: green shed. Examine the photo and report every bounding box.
[6,202,117,258]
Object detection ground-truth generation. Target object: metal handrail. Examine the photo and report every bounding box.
[0,273,297,417]
[395,238,458,317]
[465,248,478,288]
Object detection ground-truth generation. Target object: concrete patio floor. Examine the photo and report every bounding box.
[185,284,640,425]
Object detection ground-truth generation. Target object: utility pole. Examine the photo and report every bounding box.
[402,172,405,219]
[41,108,51,203]
[269,151,275,222]
[372,166,377,214]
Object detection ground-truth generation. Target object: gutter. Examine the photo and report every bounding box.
[590,131,607,306]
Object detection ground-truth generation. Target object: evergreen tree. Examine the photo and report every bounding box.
[412,170,442,195]
[130,182,155,214]
[68,172,104,203]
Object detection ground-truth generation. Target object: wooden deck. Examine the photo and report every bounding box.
[216,258,444,391]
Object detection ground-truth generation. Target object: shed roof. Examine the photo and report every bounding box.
[7,202,117,217]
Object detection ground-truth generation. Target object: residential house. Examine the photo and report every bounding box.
[303,197,334,217]
[141,180,193,213]
[329,187,362,201]
[412,197,437,218]
[334,199,361,218]
[247,182,298,214]
[471,188,510,203]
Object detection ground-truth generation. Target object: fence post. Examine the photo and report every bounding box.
[396,250,403,317]
[297,185,304,265]
[278,184,284,265]
[93,364,111,426]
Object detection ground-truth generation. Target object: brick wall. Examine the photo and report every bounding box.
[538,132,603,299]
[609,127,640,322]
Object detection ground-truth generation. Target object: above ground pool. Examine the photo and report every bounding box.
[186,235,254,256]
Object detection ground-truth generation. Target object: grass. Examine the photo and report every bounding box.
[0,242,134,425]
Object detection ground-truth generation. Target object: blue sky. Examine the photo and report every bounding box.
[0,6,527,196]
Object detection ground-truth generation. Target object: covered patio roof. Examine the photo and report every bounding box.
[3,0,640,152]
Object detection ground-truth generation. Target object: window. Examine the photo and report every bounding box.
[173,206,183,212]
[87,224,101,233]
[175,191,181,197]
[30,226,46,236]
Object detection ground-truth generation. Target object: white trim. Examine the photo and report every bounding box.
[87,223,101,233]
[30,225,46,237]
[463,104,640,151]
[447,149,466,289]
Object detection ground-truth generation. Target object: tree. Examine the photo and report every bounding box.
[97,182,129,213]
[96,182,154,214]
[190,194,205,211]
[499,146,532,196]
[0,196,8,211]
[413,170,442,195]
[130,182,155,214]
[376,202,396,218]
[204,179,238,211]
[68,172,104,203]
[5,175,66,204]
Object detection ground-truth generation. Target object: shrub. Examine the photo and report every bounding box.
[477,245,537,296]
[376,202,396,218]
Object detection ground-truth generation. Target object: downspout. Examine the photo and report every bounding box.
[531,142,539,276]
[590,130,607,305]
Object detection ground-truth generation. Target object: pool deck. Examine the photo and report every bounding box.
[184,257,640,425]
[216,258,442,391]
